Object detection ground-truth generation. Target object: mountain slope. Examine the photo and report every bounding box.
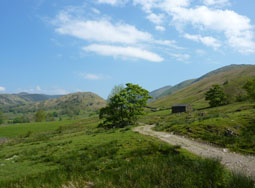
[17,92,62,102]
[149,79,196,101]
[34,92,106,112]
[0,93,62,106]
[149,64,255,109]
[149,85,172,99]
[159,79,196,98]
[1,92,107,121]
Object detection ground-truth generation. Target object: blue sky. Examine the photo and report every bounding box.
[0,0,255,98]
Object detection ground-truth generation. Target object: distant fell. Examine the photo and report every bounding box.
[194,64,250,83]
[35,92,106,112]
[149,79,196,101]
[0,93,62,106]
[149,85,172,99]
[16,92,62,102]
[150,64,255,109]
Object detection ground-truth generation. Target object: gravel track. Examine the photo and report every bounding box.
[134,125,255,179]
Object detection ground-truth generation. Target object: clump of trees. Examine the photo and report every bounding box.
[205,77,255,107]
[13,116,30,124]
[99,83,151,128]
[0,111,4,124]
[35,110,46,122]
[243,77,255,101]
[205,85,227,107]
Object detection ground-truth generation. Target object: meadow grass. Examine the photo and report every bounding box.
[0,117,98,138]
[140,102,255,155]
[0,118,254,187]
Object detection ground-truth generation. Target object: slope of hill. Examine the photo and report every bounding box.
[149,79,196,101]
[17,92,62,102]
[159,79,196,98]
[34,92,106,112]
[149,64,255,109]
[0,93,62,106]
[149,85,172,99]
[1,92,107,122]
[195,64,250,83]
[0,94,28,106]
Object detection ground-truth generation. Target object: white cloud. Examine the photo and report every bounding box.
[82,73,104,80]
[154,39,184,50]
[184,33,221,49]
[173,6,255,53]
[0,86,5,92]
[52,7,187,62]
[203,0,230,7]
[36,86,41,91]
[50,88,69,95]
[83,44,163,62]
[146,13,164,24]
[155,25,165,31]
[134,0,190,13]
[54,12,152,44]
[97,0,128,5]
[154,39,176,46]
[170,53,190,61]
[134,0,255,54]
[91,8,100,14]
[196,49,206,56]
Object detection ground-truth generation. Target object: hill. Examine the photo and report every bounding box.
[149,85,172,100]
[157,79,196,99]
[149,64,255,109]
[0,92,62,106]
[1,92,107,122]
[34,92,106,112]
[149,79,196,101]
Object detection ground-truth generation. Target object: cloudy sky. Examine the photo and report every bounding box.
[0,0,255,98]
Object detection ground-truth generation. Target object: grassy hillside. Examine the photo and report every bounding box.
[0,94,28,106]
[159,79,196,98]
[0,93,62,106]
[140,102,255,155]
[141,64,255,155]
[150,65,255,109]
[148,64,249,102]
[16,92,62,102]
[149,79,196,101]
[149,85,172,99]
[1,92,107,123]
[33,92,106,111]
[0,118,253,187]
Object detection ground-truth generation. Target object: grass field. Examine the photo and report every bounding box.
[0,117,254,187]
[140,102,255,155]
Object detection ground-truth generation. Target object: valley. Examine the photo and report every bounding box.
[0,64,255,187]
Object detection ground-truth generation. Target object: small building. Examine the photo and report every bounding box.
[172,104,191,113]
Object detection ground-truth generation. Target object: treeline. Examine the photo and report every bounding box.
[205,77,255,107]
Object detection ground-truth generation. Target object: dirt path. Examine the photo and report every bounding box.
[134,125,255,178]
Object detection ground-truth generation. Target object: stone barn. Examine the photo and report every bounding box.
[172,104,191,113]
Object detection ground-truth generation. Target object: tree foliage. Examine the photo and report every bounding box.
[35,110,46,122]
[99,83,151,128]
[205,85,227,107]
[0,111,4,124]
[107,84,125,102]
[243,77,255,101]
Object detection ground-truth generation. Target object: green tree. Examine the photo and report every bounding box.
[243,77,255,101]
[99,83,151,128]
[107,84,125,102]
[0,111,4,124]
[35,110,46,122]
[205,85,227,107]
